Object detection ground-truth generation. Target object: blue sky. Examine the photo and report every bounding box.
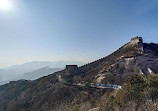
[0,0,158,68]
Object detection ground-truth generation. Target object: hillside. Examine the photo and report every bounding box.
[0,37,158,111]
[60,37,158,85]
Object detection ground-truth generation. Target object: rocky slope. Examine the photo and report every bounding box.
[0,37,158,111]
[59,37,158,85]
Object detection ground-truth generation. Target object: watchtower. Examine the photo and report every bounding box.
[131,36,143,45]
[65,65,78,75]
[130,36,143,53]
[66,65,78,70]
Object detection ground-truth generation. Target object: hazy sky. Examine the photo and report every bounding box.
[0,0,158,68]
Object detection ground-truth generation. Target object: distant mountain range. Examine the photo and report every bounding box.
[0,61,85,85]
[18,67,61,80]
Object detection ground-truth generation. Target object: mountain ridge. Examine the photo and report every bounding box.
[0,37,158,111]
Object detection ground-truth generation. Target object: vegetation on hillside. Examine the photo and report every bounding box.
[100,74,158,111]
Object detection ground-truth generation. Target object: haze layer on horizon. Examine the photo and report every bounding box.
[0,0,158,68]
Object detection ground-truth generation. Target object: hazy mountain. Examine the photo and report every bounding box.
[18,66,61,80]
[5,61,85,70]
[1,37,158,111]
[0,61,85,85]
